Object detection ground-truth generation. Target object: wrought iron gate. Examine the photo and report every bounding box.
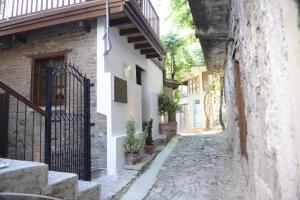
[45,64,91,180]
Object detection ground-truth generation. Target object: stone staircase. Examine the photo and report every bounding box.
[0,159,100,200]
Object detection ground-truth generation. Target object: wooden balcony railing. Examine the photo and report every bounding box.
[0,0,160,36]
[134,0,159,36]
[0,0,87,20]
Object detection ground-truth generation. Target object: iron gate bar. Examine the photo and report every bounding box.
[83,78,91,181]
[45,63,91,181]
[45,66,52,168]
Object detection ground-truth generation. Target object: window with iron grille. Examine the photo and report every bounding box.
[32,56,65,106]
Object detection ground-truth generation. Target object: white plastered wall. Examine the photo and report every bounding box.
[96,17,163,175]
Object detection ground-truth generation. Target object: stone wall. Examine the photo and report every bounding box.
[0,21,107,178]
[224,0,300,199]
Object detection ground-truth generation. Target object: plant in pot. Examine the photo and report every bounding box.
[144,119,154,155]
[158,88,171,123]
[123,119,146,165]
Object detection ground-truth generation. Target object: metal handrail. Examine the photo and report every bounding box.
[0,80,47,116]
[133,0,159,36]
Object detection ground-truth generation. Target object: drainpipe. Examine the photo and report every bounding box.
[104,0,112,55]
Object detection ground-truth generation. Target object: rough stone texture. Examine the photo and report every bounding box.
[0,21,107,178]
[78,180,101,200]
[0,159,48,194]
[188,0,230,71]
[94,169,139,200]
[0,159,101,200]
[145,133,245,200]
[224,0,300,199]
[47,171,78,200]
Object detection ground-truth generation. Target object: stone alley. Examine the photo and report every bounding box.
[145,132,246,200]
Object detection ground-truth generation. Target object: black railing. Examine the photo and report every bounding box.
[46,64,91,181]
[134,0,159,36]
[0,0,86,20]
[0,81,47,163]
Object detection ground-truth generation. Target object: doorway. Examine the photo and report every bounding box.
[193,99,201,128]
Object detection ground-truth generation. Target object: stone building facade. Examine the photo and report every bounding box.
[0,21,107,178]
[189,0,300,199]
[224,0,300,199]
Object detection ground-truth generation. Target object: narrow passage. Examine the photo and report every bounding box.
[145,132,245,200]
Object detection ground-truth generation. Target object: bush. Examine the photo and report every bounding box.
[145,119,153,146]
[123,119,147,154]
[158,87,181,116]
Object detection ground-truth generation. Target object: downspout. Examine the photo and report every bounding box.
[104,0,112,55]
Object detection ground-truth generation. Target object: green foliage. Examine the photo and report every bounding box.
[123,119,147,154]
[169,0,193,29]
[158,87,181,116]
[161,32,204,80]
[144,119,153,146]
[173,89,181,102]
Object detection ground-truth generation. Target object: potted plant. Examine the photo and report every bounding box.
[123,119,146,165]
[144,119,154,155]
[158,88,181,134]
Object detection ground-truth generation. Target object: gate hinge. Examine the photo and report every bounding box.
[90,123,95,127]
[90,83,95,87]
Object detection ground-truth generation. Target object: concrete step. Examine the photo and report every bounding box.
[0,159,48,194]
[78,180,101,200]
[46,171,78,200]
[0,159,101,200]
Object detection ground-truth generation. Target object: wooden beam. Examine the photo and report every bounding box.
[128,35,146,43]
[110,17,131,26]
[134,43,151,49]
[141,48,156,54]
[0,2,124,37]
[146,53,160,59]
[120,28,139,36]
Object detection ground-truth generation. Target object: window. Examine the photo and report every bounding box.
[136,65,144,85]
[32,56,65,106]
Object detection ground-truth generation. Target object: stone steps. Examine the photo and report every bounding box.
[78,180,101,200]
[0,159,48,194]
[47,171,78,199]
[0,158,101,200]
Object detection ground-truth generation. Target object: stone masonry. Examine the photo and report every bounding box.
[224,0,300,199]
[0,20,107,178]
[145,133,245,200]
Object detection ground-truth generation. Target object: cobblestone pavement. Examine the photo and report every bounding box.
[145,133,245,200]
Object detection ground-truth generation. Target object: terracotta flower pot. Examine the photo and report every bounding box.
[126,153,139,165]
[144,145,155,155]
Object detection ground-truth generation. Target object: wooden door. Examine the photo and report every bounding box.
[0,93,9,157]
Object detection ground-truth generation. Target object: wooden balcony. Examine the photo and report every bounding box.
[0,0,165,58]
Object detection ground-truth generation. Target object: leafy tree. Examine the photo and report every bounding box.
[161,32,204,80]
[169,0,193,29]
[161,33,183,80]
